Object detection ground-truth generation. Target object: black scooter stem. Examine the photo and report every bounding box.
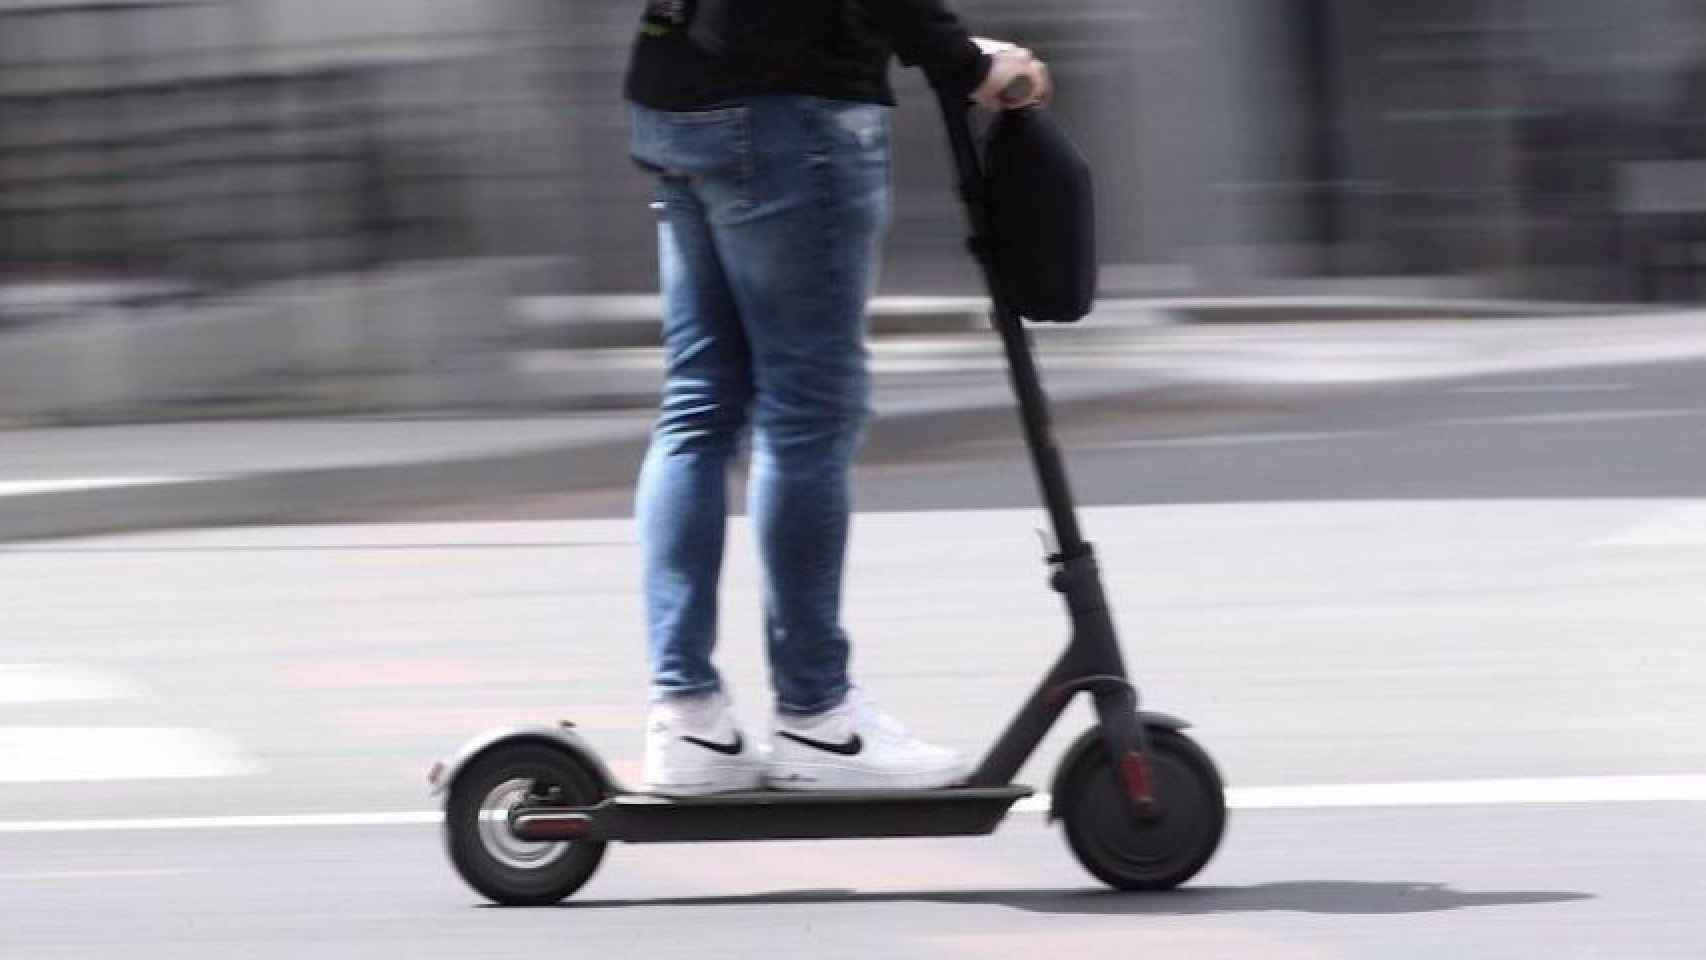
[933,89,1087,556]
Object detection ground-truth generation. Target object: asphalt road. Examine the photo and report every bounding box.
[4,355,1706,957]
[381,354,1706,520]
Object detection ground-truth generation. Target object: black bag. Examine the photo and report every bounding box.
[984,108,1098,323]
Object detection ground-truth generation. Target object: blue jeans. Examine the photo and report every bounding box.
[629,95,891,716]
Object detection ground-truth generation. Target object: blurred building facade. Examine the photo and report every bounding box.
[5,0,1706,302]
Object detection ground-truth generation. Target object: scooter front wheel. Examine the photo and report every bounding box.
[1055,725,1225,891]
[443,741,607,905]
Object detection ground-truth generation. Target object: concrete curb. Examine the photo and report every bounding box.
[512,294,989,348]
[0,440,644,543]
[1156,296,1622,324]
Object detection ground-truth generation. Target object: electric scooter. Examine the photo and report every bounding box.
[430,80,1227,907]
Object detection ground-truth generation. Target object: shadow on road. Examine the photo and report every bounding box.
[557,881,1592,916]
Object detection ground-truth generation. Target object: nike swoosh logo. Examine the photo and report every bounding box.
[777,731,863,756]
[680,733,744,756]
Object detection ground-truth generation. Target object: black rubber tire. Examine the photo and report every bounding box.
[443,742,608,906]
[1056,725,1226,891]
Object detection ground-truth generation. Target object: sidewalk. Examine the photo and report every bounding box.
[5,307,1706,542]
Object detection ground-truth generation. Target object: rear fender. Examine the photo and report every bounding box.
[427,723,622,805]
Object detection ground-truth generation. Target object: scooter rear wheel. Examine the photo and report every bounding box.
[1056,725,1225,891]
[444,742,607,905]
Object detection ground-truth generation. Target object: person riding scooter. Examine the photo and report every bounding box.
[624,0,1051,795]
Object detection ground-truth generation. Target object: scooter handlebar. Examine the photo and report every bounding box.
[1000,75,1034,106]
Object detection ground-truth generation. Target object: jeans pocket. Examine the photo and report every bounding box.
[819,101,890,167]
[630,105,756,223]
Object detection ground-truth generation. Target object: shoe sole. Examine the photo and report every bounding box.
[642,765,764,797]
[763,760,968,791]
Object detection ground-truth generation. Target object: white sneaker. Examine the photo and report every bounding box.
[641,691,764,796]
[765,689,969,790]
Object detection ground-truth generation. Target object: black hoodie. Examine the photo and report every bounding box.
[624,0,992,109]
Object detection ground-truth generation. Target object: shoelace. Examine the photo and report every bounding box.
[848,690,912,741]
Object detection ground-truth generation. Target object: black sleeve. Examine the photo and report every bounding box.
[863,0,992,96]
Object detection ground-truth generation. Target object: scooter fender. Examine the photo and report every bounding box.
[1047,710,1190,821]
[427,722,622,804]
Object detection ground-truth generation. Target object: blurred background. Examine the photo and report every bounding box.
[7,0,1706,422]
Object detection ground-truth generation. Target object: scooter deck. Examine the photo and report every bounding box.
[512,785,1033,844]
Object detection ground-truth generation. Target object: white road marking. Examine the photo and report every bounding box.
[0,476,193,498]
[0,727,262,783]
[0,869,197,881]
[4,774,1704,833]
[0,664,145,704]
[1596,504,1706,547]
[1436,408,1706,428]
[1086,430,1372,451]
[1450,383,1633,395]
[0,812,439,833]
[1221,774,1706,809]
